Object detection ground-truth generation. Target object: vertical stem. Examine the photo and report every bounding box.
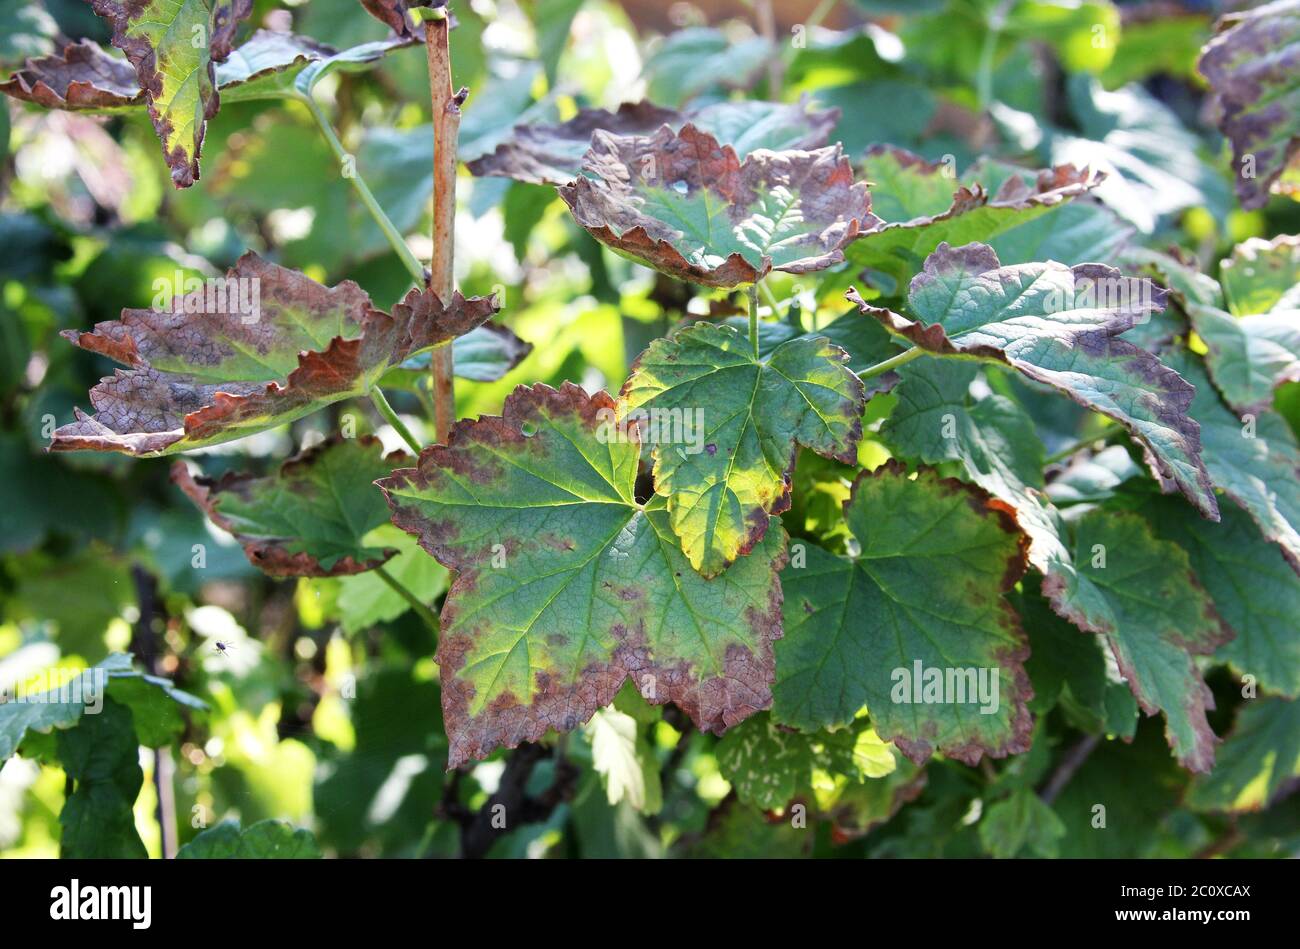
[755,0,783,97]
[747,283,761,358]
[369,387,423,454]
[426,13,463,444]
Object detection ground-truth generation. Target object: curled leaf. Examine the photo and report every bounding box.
[772,462,1033,767]
[361,0,444,38]
[559,124,877,287]
[1198,0,1300,209]
[51,253,498,456]
[0,39,142,110]
[468,97,839,187]
[173,435,407,577]
[849,242,1219,520]
[378,382,788,768]
[621,322,865,577]
[88,0,254,187]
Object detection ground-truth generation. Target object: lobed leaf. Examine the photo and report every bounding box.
[88,0,254,187]
[772,462,1034,767]
[51,253,498,457]
[177,818,322,858]
[468,97,839,187]
[378,382,788,768]
[620,321,865,577]
[850,242,1219,519]
[57,699,147,858]
[172,435,408,578]
[1198,0,1300,209]
[559,124,877,288]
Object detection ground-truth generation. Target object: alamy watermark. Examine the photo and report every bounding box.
[596,403,708,456]
[0,667,106,714]
[891,660,1000,714]
[152,269,261,325]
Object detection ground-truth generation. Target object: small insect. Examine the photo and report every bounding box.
[212,640,236,656]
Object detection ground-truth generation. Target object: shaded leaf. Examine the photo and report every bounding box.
[52,253,497,456]
[1198,0,1300,209]
[979,788,1065,858]
[584,706,662,815]
[641,27,773,107]
[178,818,321,858]
[468,98,839,186]
[383,323,533,388]
[772,463,1034,767]
[1169,349,1300,574]
[850,242,1219,520]
[1186,698,1300,813]
[1059,510,1230,773]
[214,29,337,103]
[57,698,147,858]
[360,0,441,38]
[173,435,408,578]
[378,383,788,768]
[1147,496,1300,699]
[88,0,254,187]
[559,124,877,288]
[620,321,864,576]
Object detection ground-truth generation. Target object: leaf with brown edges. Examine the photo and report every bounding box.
[51,253,498,457]
[173,435,406,577]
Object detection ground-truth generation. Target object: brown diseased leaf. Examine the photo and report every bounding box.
[0,40,143,110]
[361,0,445,37]
[558,124,878,288]
[51,253,498,457]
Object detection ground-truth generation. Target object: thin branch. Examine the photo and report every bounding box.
[1039,733,1100,805]
[130,565,177,858]
[369,387,423,454]
[857,345,925,379]
[748,283,761,358]
[374,565,440,635]
[299,93,425,285]
[425,12,465,444]
[459,743,578,859]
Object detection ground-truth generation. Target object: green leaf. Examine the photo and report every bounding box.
[51,254,497,456]
[87,0,253,187]
[178,818,321,858]
[1185,237,1300,415]
[1,653,205,763]
[468,98,839,187]
[378,383,788,767]
[0,0,57,66]
[1168,349,1300,574]
[1186,698,1300,813]
[852,242,1219,520]
[559,124,877,288]
[641,27,773,107]
[57,698,147,859]
[1198,0,1300,209]
[324,525,449,634]
[583,706,662,815]
[527,0,580,89]
[773,463,1034,766]
[1052,77,1232,232]
[1061,511,1230,773]
[716,713,892,811]
[213,29,337,103]
[979,788,1065,858]
[383,324,533,388]
[620,321,864,577]
[1146,496,1300,699]
[173,435,408,577]
[836,149,1105,294]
